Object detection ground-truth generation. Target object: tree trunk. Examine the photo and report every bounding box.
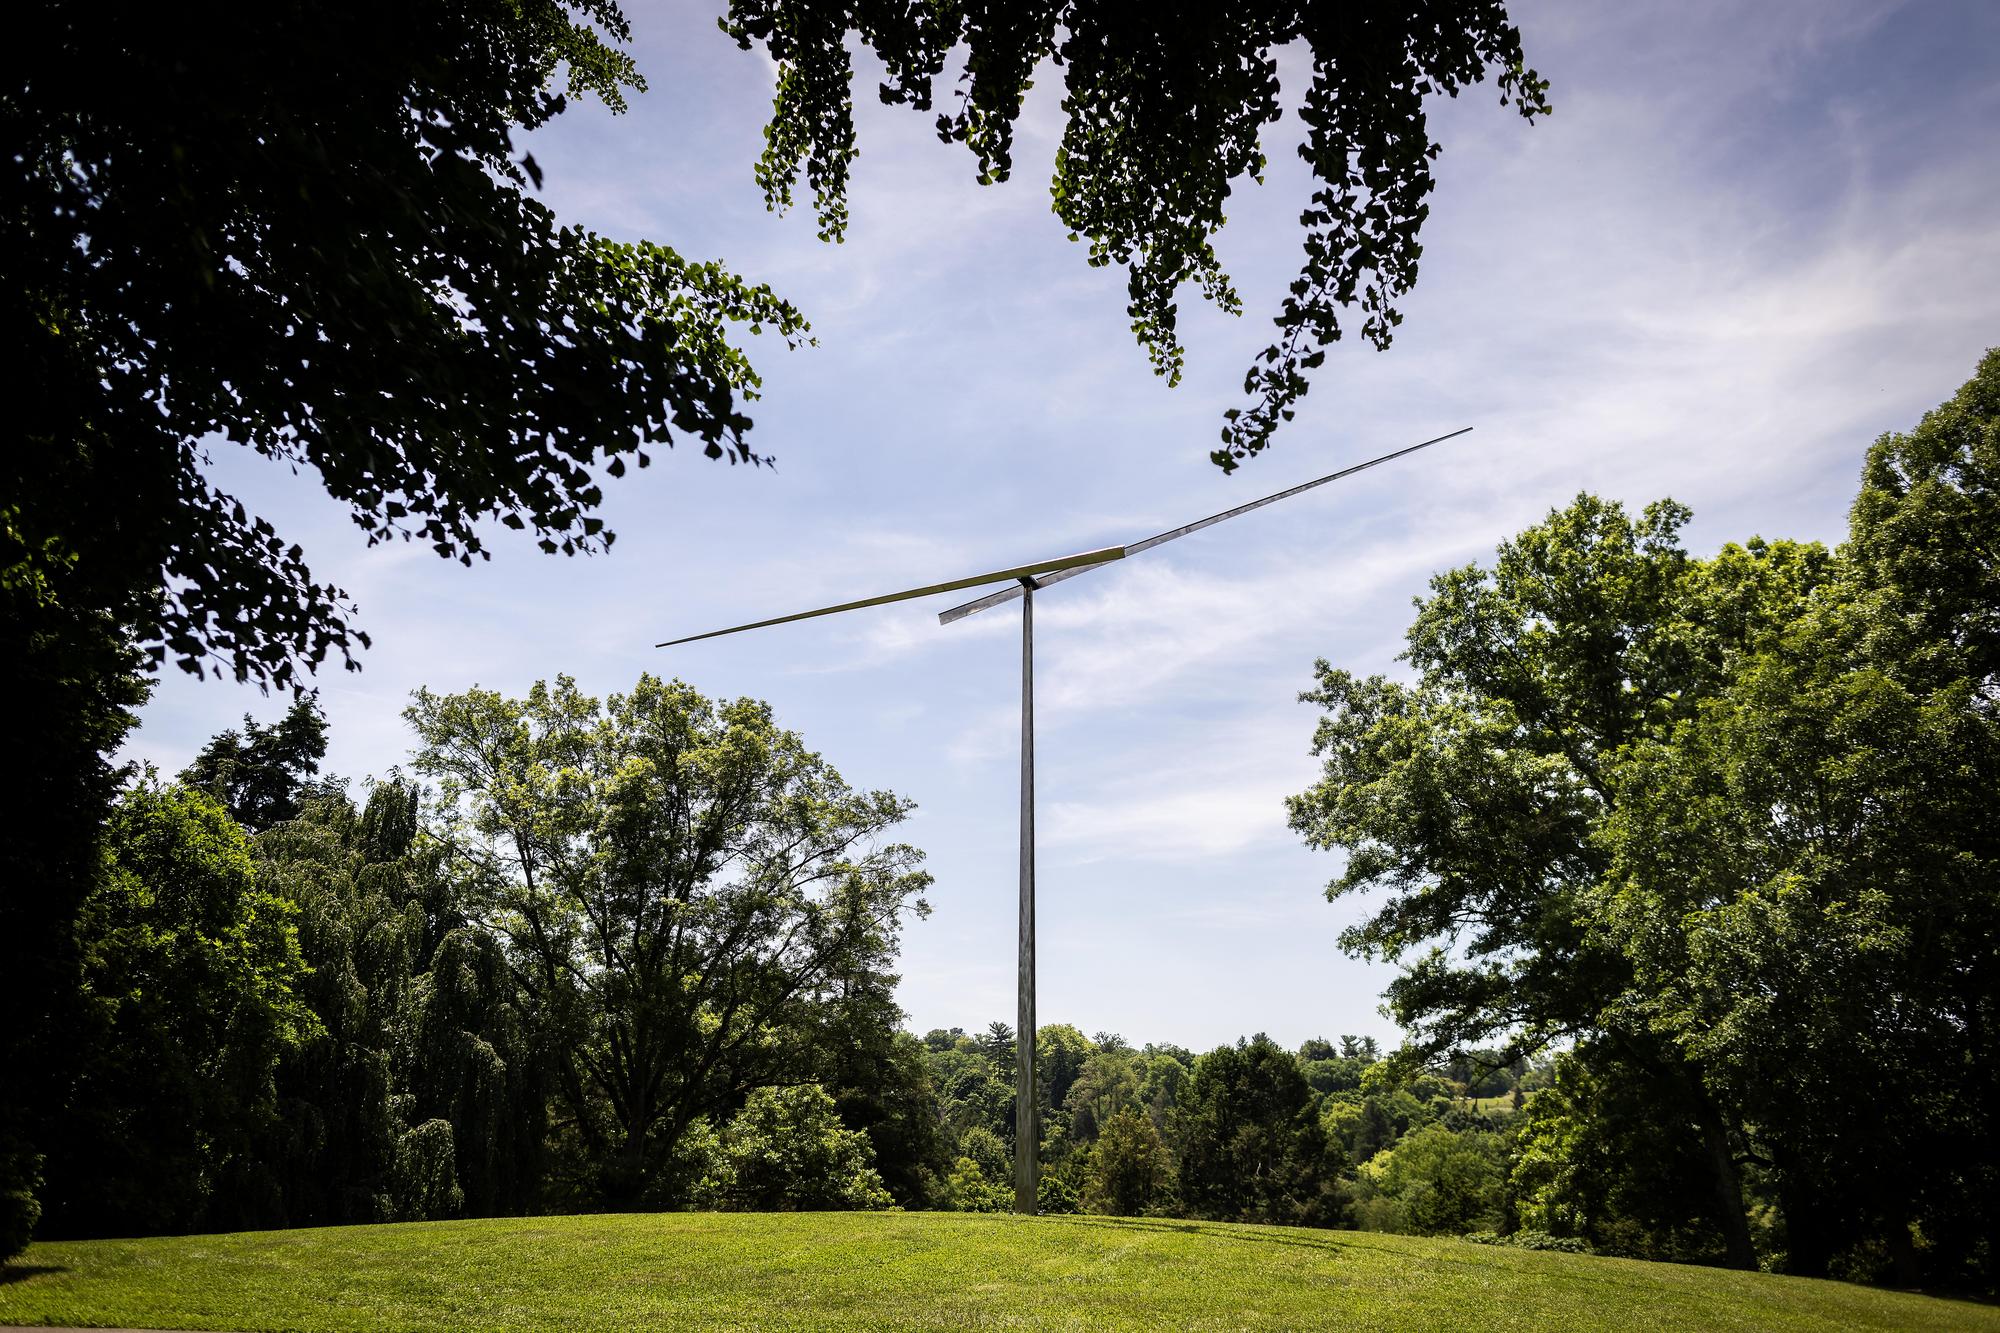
[1,596,147,1249]
[1780,1175,1833,1278]
[599,1127,649,1209]
[1689,1084,1759,1270]
[1884,1210,1922,1288]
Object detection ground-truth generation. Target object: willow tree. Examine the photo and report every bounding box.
[252,779,547,1225]
[406,674,930,1205]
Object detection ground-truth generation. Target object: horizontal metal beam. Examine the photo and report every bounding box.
[656,545,1125,648]
[937,427,1470,626]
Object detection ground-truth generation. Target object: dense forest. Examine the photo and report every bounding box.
[5,353,1994,1297]
[22,700,1555,1244]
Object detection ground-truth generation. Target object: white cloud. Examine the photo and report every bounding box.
[1048,771,1299,864]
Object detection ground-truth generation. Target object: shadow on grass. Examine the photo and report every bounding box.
[0,1264,67,1286]
[1041,1215,1593,1276]
[1062,1220,2000,1311]
[1042,1215,1359,1258]
[1897,1286,2000,1311]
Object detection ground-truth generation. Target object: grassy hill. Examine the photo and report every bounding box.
[2,1212,1993,1332]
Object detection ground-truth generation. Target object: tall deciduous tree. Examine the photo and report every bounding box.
[405,674,930,1206]
[37,780,315,1238]
[1288,496,1829,1269]
[1036,1024,1094,1115]
[1293,354,2000,1283]
[1597,351,2000,1283]
[1175,1036,1343,1226]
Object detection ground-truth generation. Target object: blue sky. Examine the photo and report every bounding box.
[126,0,2000,1051]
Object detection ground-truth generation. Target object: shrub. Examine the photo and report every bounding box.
[1084,1110,1176,1218]
[709,1085,892,1212]
[0,1142,40,1263]
[1356,1124,1505,1236]
[939,1157,1011,1212]
[1465,1229,1593,1254]
[1037,1172,1080,1215]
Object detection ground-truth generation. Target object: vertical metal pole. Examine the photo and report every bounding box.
[1015,578,1038,1215]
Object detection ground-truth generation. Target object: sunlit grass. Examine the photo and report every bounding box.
[3,1211,1993,1332]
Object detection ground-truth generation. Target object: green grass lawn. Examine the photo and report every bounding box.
[2,1212,1993,1332]
[1464,1094,1521,1115]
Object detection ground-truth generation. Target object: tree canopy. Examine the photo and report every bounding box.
[8,0,1546,700]
[8,0,808,691]
[38,779,315,1237]
[405,674,931,1205]
[725,0,1549,470]
[1289,348,2000,1283]
[180,696,330,832]
[5,2,803,1233]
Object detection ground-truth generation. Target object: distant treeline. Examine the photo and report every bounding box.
[2,688,1904,1283]
[911,1022,1554,1239]
[5,688,1560,1257]
[21,707,1557,1246]
[29,679,931,1236]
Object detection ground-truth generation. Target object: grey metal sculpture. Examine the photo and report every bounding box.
[655,425,1470,1214]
